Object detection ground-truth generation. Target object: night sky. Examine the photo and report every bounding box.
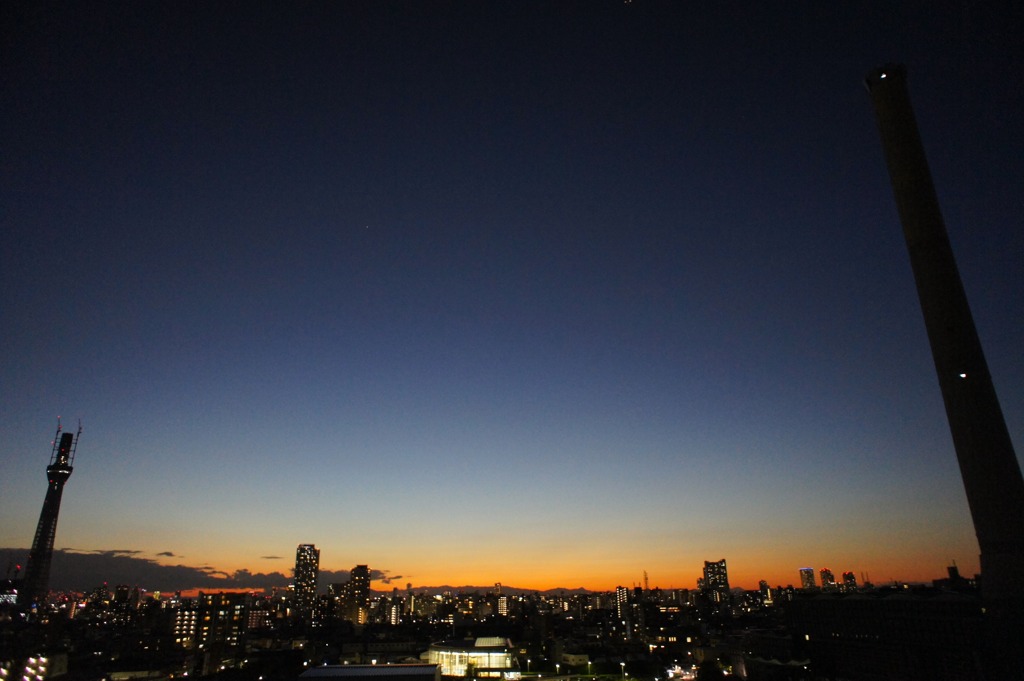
[2,1,1022,592]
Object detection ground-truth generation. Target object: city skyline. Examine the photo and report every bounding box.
[2,3,1021,593]
[0,540,977,595]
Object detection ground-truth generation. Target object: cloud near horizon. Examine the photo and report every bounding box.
[0,549,409,593]
[1,548,579,595]
[1,548,291,592]
[65,548,144,557]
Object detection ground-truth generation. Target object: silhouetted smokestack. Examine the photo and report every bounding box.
[865,63,1024,677]
[864,63,1024,603]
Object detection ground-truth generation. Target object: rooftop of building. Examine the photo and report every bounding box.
[428,638,514,651]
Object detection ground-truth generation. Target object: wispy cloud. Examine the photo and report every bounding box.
[375,569,403,585]
[65,548,145,557]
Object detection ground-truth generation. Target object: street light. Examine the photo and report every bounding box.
[556,664,560,677]
[528,660,532,673]
[587,661,592,677]
[620,662,626,679]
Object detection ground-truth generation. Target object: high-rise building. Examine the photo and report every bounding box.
[174,606,198,648]
[799,567,816,590]
[615,585,629,619]
[197,592,248,648]
[340,564,370,623]
[20,422,81,610]
[702,559,730,603]
[293,544,320,618]
[841,571,857,591]
[758,580,774,605]
[614,585,632,640]
[820,568,837,591]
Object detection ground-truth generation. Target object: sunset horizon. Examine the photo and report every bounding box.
[3,5,1019,662]
[2,542,981,595]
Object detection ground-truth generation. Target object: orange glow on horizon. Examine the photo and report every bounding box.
[164,554,979,597]
[175,587,269,598]
[155,530,981,595]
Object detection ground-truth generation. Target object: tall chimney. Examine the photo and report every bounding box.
[865,63,1024,673]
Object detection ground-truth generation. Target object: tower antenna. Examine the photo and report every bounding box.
[20,420,82,612]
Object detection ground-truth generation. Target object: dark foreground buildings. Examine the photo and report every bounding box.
[786,587,984,680]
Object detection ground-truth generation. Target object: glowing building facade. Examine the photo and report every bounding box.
[340,564,371,623]
[425,638,521,679]
[615,586,629,619]
[294,544,320,618]
[702,559,730,603]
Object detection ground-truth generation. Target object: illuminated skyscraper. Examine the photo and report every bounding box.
[341,564,371,623]
[293,544,320,618]
[799,567,816,590]
[820,568,837,591]
[20,422,81,610]
[613,585,633,640]
[615,585,629,619]
[702,559,730,603]
[197,592,247,649]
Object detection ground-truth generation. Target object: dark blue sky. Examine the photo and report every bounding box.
[2,1,1021,590]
